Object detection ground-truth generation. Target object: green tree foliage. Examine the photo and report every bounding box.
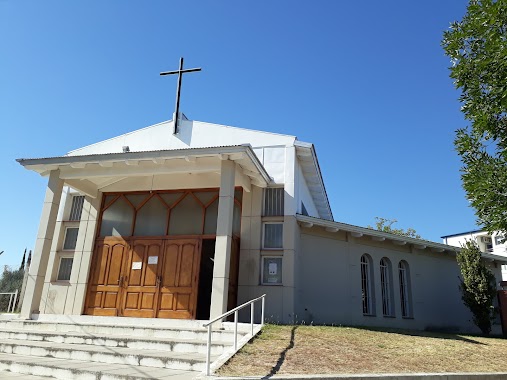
[0,267,24,312]
[442,0,507,235]
[456,240,497,335]
[368,217,421,239]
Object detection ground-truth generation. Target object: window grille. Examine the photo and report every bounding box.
[57,257,73,281]
[69,195,85,221]
[361,254,374,315]
[263,223,283,249]
[380,258,393,316]
[263,188,284,216]
[63,227,79,250]
[399,261,411,318]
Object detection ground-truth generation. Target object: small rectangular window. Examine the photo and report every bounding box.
[263,188,284,216]
[262,257,282,285]
[69,195,85,221]
[63,227,79,250]
[263,223,283,249]
[57,257,73,281]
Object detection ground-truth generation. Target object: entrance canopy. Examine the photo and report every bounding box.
[17,145,271,196]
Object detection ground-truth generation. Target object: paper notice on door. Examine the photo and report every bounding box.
[148,256,158,265]
[132,261,142,270]
[268,262,277,275]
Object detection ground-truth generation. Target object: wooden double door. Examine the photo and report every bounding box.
[85,237,201,319]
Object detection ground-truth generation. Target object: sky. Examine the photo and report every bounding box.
[0,0,474,269]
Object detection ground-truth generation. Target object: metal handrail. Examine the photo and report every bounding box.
[0,290,18,313]
[202,294,266,376]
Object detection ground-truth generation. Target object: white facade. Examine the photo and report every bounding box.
[17,118,507,334]
[442,230,507,280]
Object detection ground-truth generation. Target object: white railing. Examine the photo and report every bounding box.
[202,294,266,376]
[0,290,18,313]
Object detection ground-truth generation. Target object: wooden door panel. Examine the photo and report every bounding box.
[157,239,201,319]
[122,239,163,318]
[85,237,201,320]
[85,238,128,316]
[162,243,179,287]
[179,244,196,287]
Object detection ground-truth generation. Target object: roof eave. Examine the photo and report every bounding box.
[17,145,272,186]
[294,141,333,221]
[296,215,507,264]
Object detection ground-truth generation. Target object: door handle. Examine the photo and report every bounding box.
[156,275,162,287]
[118,276,124,288]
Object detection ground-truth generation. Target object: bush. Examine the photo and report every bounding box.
[456,241,497,335]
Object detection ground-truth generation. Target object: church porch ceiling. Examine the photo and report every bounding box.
[17,145,271,197]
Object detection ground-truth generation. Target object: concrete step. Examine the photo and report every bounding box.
[0,338,219,372]
[0,319,245,343]
[0,328,229,355]
[0,370,52,379]
[0,316,260,379]
[0,352,197,379]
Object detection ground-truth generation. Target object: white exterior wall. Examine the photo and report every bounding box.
[237,145,298,323]
[297,163,318,217]
[298,227,504,334]
[68,120,296,157]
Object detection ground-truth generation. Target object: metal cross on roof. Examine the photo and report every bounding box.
[160,57,201,134]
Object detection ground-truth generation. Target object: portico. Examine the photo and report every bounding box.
[18,145,270,321]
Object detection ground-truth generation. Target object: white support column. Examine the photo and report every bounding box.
[20,170,64,319]
[210,159,236,319]
[283,146,298,323]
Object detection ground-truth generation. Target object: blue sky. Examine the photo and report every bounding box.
[0,1,472,269]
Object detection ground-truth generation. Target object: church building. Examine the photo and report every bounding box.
[17,114,507,334]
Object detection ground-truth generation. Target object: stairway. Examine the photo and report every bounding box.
[0,314,252,380]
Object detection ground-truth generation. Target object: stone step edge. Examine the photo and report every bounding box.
[33,315,259,333]
[0,353,199,380]
[0,327,232,347]
[0,336,225,359]
[1,319,254,335]
[0,339,218,365]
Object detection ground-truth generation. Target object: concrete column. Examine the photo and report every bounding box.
[21,170,64,319]
[283,146,297,323]
[210,159,236,319]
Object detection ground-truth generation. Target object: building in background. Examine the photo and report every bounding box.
[442,230,507,280]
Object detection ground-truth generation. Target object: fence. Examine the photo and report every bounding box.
[0,290,18,313]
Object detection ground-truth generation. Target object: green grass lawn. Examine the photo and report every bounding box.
[217,324,507,377]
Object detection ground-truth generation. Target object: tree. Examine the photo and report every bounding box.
[0,266,24,312]
[368,217,421,239]
[442,0,507,235]
[456,240,497,335]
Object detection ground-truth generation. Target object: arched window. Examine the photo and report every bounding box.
[398,261,412,318]
[380,258,394,317]
[360,254,375,315]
